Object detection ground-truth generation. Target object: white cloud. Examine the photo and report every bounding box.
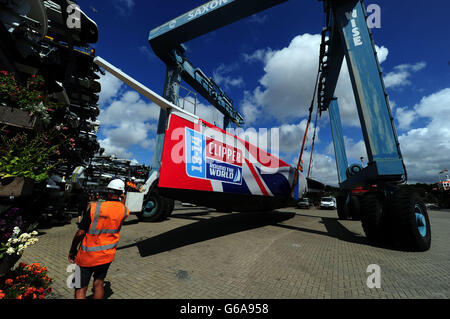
[242,48,274,64]
[305,152,339,186]
[248,13,268,24]
[212,63,244,91]
[139,45,155,61]
[238,33,443,186]
[240,33,389,127]
[99,91,160,124]
[397,88,450,183]
[178,96,224,126]
[233,119,317,155]
[384,62,426,88]
[98,71,123,105]
[114,0,135,15]
[97,73,159,159]
[326,136,368,163]
[395,106,417,130]
[98,138,132,159]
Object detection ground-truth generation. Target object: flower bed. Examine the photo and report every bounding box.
[0,71,58,124]
[0,207,39,276]
[0,262,53,299]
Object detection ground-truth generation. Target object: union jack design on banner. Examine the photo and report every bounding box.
[158,113,306,200]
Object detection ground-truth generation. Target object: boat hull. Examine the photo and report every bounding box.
[158,112,307,211]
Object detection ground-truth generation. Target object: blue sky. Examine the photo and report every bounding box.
[77,0,450,185]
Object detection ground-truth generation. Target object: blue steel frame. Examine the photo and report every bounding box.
[151,64,182,174]
[170,46,244,127]
[329,98,348,185]
[321,0,406,189]
[147,0,287,184]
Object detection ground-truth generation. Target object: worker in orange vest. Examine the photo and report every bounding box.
[126,177,138,192]
[68,179,129,299]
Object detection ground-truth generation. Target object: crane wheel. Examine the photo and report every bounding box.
[360,193,390,245]
[387,191,431,252]
[350,196,361,221]
[136,192,168,222]
[163,198,175,218]
[336,196,349,220]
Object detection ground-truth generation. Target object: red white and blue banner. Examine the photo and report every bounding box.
[159,112,306,200]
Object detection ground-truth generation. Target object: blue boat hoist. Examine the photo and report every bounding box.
[99,0,431,251]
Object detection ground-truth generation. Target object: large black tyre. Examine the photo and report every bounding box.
[336,196,349,220]
[360,193,390,245]
[136,192,168,222]
[350,196,361,221]
[387,191,431,252]
[162,198,175,219]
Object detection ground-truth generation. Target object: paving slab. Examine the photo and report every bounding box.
[19,205,450,299]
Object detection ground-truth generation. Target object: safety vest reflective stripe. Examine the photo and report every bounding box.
[118,206,127,232]
[72,167,81,183]
[88,201,103,234]
[80,242,118,252]
[89,229,120,235]
[88,204,128,235]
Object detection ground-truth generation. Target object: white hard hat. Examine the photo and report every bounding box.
[107,179,125,192]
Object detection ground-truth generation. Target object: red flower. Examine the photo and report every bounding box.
[5,279,13,286]
[19,262,26,268]
[1,71,8,76]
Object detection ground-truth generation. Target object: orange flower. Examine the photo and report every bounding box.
[16,295,22,300]
[0,293,5,299]
[5,279,13,286]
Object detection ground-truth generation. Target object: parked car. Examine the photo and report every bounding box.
[297,198,311,209]
[320,197,336,210]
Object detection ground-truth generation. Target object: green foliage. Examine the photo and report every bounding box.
[0,71,63,124]
[0,130,61,182]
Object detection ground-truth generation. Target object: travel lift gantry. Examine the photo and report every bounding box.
[313,0,431,251]
[96,0,430,252]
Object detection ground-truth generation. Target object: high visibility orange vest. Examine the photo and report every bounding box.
[76,201,129,267]
[126,181,137,190]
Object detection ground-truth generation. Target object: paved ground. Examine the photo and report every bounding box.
[20,204,450,299]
